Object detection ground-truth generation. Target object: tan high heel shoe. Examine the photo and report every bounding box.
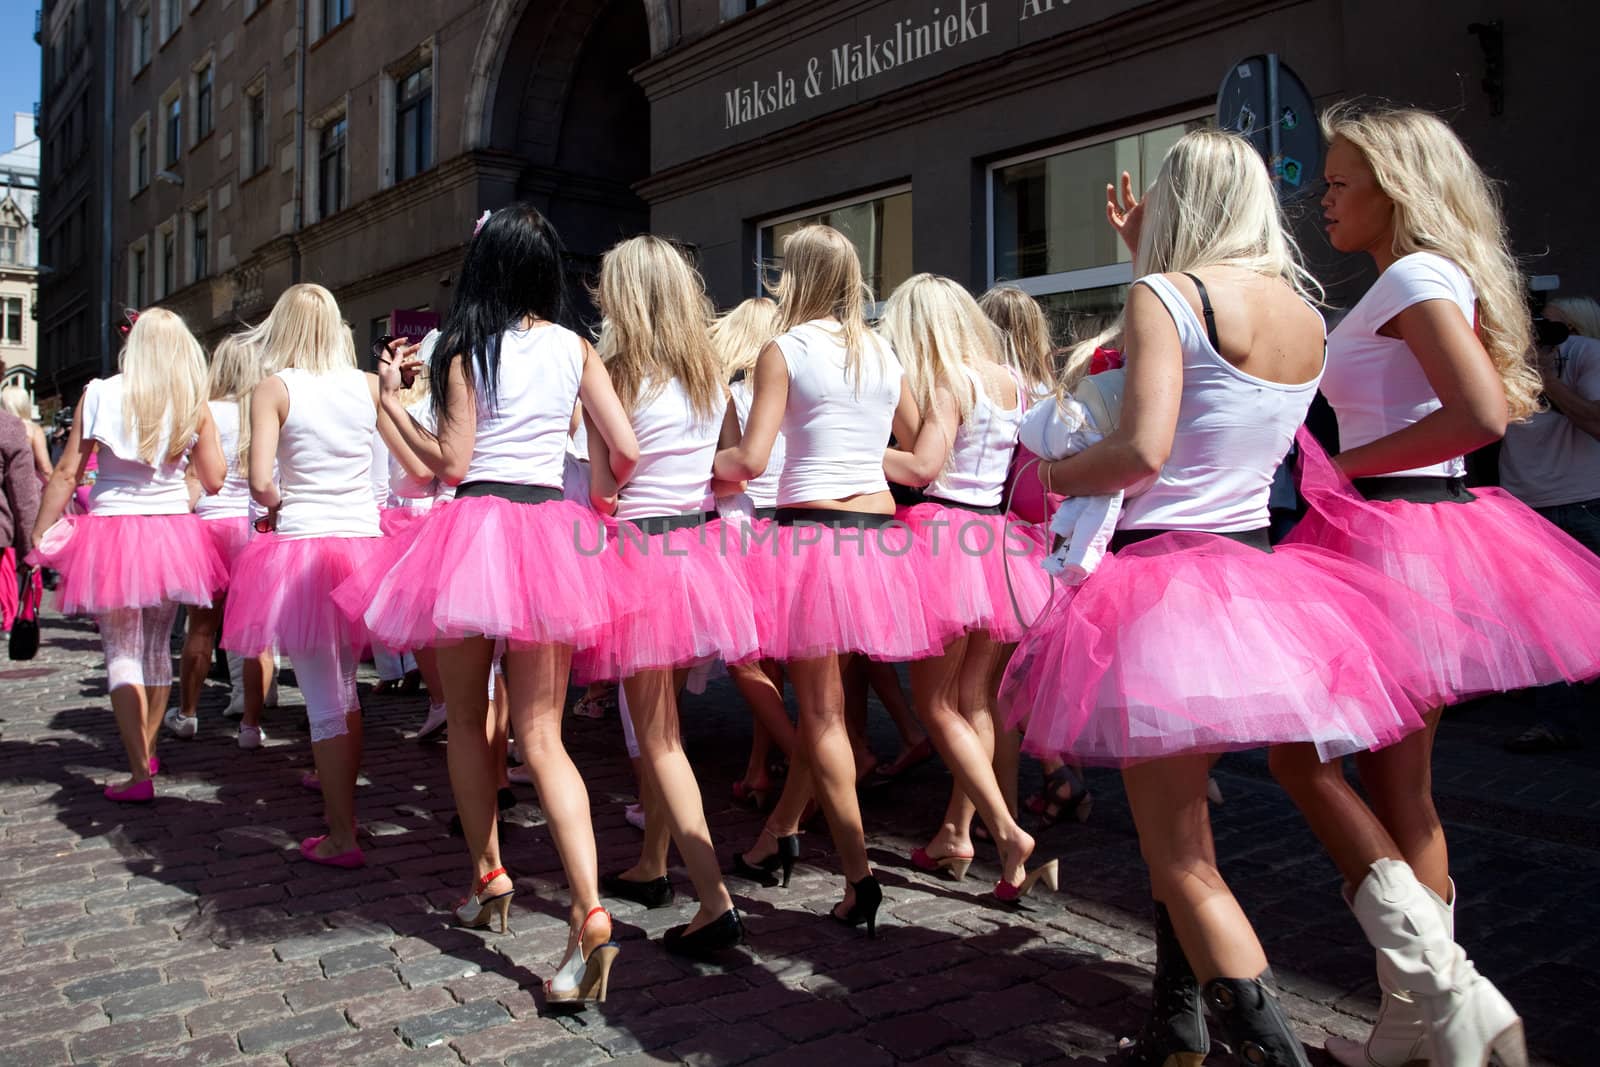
[454,867,515,934]
[910,847,974,881]
[993,858,1059,902]
[545,907,621,1007]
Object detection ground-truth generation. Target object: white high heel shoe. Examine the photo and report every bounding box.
[545,907,620,1007]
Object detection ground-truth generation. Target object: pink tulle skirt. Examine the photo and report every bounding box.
[755,515,942,662]
[223,534,380,655]
[202,516,252,581]
[1000,531,1447,767]
[331,494,618,651]
[27,513,227,614]
[1286,428,1600,698]
[573,518,760,682]
[378,506,428,539]
[898,503,1053,645]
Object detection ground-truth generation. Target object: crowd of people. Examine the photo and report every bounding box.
[3,102,1598,1066]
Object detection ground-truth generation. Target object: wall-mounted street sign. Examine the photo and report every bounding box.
[1216,54,1323,201]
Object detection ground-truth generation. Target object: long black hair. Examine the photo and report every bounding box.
[431,203,567,423]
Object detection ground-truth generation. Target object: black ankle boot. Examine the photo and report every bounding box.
[1117,903,1208,1066]
[1201,971,1311,1067]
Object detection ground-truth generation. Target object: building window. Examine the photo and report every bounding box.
[133,5,153,71]
[757,187,913,306]
[195,62,213,141]
[321,0,352,36]
[318,116,347,219]
[190,206,208,282]
[160,228,177,297]
[394,65,432,182]
[245,83,268,176]
[164,94,183,166]
[244,0,264,16]
[0,226,16,265]
[132,117,151,194]
[159,0,182,43]
[2,299,22,345]
[989,114,1208,332]
[720,0,772,19]
[131,241,149,306]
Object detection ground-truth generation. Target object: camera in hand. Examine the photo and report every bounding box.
[1534,318,1571,348]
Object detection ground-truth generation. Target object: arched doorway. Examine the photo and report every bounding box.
[480,0,654,328]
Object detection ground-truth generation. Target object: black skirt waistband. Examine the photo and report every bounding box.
[775,507,898,529]
[455,481,564,505]
[624,510,717,536]
[1109,526,1273,553]
[923,495,1004,516]
[753,506,779,521]
[1352,476,1476,505]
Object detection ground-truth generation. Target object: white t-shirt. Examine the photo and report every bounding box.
[616,378,719,522]
[274,368,380,539]
[729,376,785,509]
[195,398,253,520]
[465,323,584,488]
[1500,334,1600,508]
[80,375,194,516]
[774,320,901,506]
[929,366,1023,508]
[1320,252,1476,479]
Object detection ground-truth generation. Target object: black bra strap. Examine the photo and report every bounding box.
[1181,272,1221,352]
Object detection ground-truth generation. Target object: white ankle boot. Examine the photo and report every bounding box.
[1327,878,1453,1067]
[1347,859,1526,1067]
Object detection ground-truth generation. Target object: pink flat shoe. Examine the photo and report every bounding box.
[299,835,364,868]
[148,757,160,776]
[300,771,321,792]
[105,779,154,803]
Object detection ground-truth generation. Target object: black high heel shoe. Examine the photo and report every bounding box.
[729,828,800,888]
[663,908,744,959]
[830,874,883,938]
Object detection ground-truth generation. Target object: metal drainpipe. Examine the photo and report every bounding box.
[290,0,306,282]
[99,0,117,378]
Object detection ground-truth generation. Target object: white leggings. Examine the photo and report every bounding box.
[291,645,359,742]
[98,603,180,692]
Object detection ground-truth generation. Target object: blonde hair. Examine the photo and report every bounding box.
[711,297,781,381]
[771,224,881,388]
[118,307,209,465]
[209,329,268,469]
[258,283,358,375]
[1545,296,1600,339]
[1323,104,1539,421]
[879,274,1003,422]
[595,235,723,423]
[0,385,31,421]
[1056,128,1318,402]
[978,286,1055,395]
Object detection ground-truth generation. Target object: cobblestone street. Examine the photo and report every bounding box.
[0,614,1593,1066]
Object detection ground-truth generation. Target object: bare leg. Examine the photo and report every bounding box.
[309,710,362,854]
[1268,743,1411,889]
[624,668,733,931]
[790,655,871,900]
[438,638,506,894]
[1123,755,1268,981]
[842,655,878,778]
[990,646,1022,819]
[866,657,927,757]
[240,652,273,729]
[1352,710,1449,898]
[109,683,152,784]
[491,670,511,790]
[730,659,793,793]
[621,760,672,881]
[414,646,444,703]
[179,601,223,719]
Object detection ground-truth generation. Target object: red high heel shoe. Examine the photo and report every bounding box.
[455,867,515,934]
[910,847,974,881]
[994,859,1059,903]
[545,907,620,1006]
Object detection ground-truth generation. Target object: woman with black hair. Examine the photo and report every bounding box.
[335,204,640,1006]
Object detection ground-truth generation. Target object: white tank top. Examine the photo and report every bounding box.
[80,374,194,516]
[274,368,380,539]
[775,320,901,506]
[389,397,451,505]
[1120,274,1322,533]
[465,323,585,488]
[194,399,252,520]
[1319,252,1475,479]
[616,379,720,522]
[729,376,785,508]
[928,366,1023,508]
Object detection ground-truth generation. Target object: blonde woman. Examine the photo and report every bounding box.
[976,286,1056,399]
[878,274,1055,899]
[1,386,51,480]
[170,331,277,747]
[336,205,639,1007]
[716,224,938,937]
[222,284,424,868]
[710,297,799,811]
[1272,106,1600,1067]
[577,235,758,957]
[29,308,227,801]
[1000,130,1452,1065]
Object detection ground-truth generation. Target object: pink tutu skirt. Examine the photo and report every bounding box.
[28,513,227,615]
[201,516,252,581]
[573,518,760,683]
[1287,428,1600,698]
[1000,531,1447,767]
[378,506,429,539]
[897,503,1053,645]
[223,534,380,656]
[754,513,942,662]
[331,494,618,651]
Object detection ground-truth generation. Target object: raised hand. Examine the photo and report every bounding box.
[1105,171,1144,255]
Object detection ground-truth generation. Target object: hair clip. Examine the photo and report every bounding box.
[473,210,492,237]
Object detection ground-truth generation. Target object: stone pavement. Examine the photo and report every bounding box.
[1,613,1594,1067]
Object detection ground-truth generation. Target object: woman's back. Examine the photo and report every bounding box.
[275,367,378,538]
[82,375,193,516]
[776,321,900,506]
[1120,269,1323,533]
[467,323,585,488]
[617,379,720,521]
